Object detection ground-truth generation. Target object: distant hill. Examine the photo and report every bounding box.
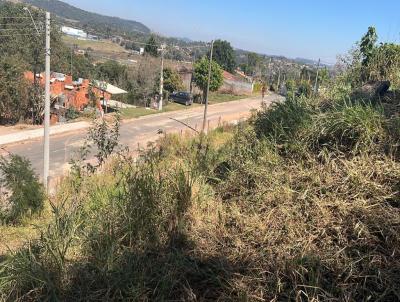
[22,0,151,34]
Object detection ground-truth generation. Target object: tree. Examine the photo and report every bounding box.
[193,57,223,102]
[212,39,236,73]
[126,58,159,106]
[0,154,45,224]
[244,52,261,76]
[0,2,95,124]
[96,60,127,84]
[360,26,377,66]
[0,56,30,124]
[156,68,184,94]
[145,35,159,57]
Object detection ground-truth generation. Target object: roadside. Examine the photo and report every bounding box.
[0,94,281,256]
[2,94,281,181]
[0,93,250,146]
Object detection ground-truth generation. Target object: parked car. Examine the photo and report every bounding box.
[170,92,193,106]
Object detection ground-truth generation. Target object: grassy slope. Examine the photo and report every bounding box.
[1,86,399,300]
[62,36,127,54]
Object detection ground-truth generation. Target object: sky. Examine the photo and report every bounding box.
[63,0,400,64]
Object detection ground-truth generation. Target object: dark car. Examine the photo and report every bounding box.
[170,92,193,106]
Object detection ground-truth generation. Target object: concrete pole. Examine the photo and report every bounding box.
[43,11,50,190]
[202,40,214,134]
[158,45,164,111]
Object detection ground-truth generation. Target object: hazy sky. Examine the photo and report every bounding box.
[63,0,400,64]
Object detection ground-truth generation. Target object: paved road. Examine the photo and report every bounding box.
[2,95,280,182]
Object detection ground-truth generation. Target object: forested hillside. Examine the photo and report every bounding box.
[23,0,150,34]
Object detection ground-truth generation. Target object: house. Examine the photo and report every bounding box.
[61,26,87,39]
[24,71,128,123]
[220,71,254,95]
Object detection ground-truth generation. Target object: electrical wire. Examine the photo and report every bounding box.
[0,16,36,19]
[0,33,44,37]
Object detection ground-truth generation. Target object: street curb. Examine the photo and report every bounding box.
[0,96,264,146]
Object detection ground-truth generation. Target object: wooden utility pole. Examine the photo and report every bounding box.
[202,40,214,133]
[277,68,281,90]
[314,58,321,94]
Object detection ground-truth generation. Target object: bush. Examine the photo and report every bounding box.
[65,107,80,120]
[0,154,45,224]
[306,101,387,154]
[252,95,314,145]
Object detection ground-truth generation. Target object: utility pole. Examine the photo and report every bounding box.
[202,40,214,134]
[158,44,165,111]
[277,68,281,90]
[314,58,321,94]
[190,52,196,94]
[70,45,73,77]
[43,11,50,190]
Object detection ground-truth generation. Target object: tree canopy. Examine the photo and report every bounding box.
[161,68,184,93]
[193,57,223,99]
[145,35,159,57]
[360,26,378,66]
[212,39,236,73]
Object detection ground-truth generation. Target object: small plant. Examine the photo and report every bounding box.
[65,107,80,120]
[70,113,121,176]
[0,154,45,224]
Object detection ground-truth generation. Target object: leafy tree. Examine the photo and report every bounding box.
[0,56,30,124]
[0,2,94,124]
[145,35,159,57]
[360,26,377,66]
[212,39,236,73]
[156,68,184,94]
[244,52,261,76]
[193,57,223,102]
[96,60,127,84]
[126,58,159,106]
[0,154,45,224]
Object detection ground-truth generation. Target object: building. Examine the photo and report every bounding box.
[24,71,127,123]
[220,71,254,95]
[61,26,87,39]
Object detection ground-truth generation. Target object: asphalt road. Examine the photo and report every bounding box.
[2,94,280,183]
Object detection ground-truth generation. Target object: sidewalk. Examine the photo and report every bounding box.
[0,121,90,146]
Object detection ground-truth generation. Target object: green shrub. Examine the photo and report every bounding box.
[306,101,387,153]
[252,95,314,144]
[0,154,45,224]
[65,107,80,120]
[297,80,313,97]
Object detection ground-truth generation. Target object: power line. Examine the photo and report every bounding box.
[0,22,40,26]
[0,28,41,31]
[0,33,44,37]
[0,16,37,19]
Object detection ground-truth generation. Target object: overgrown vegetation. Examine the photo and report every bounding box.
[0,154,45,224]
[1,26,400,302]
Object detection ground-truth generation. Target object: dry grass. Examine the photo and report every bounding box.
[0,94,399,300]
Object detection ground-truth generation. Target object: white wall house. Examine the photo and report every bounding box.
[61,26,87,39]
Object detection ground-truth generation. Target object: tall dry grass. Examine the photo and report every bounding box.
[1,89,400,301]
